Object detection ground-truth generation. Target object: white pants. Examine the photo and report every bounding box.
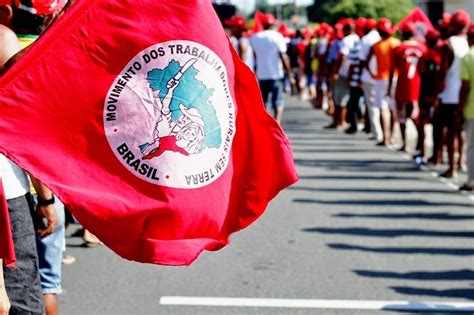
[465,119,474,185]
[362,82,382,142]
[374,79,396,110]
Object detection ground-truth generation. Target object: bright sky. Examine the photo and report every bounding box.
[229,0,313,14]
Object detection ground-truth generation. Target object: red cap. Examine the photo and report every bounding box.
[425,29,440,41]
[13,0,66,15]
[365,18,377,31]
[468,23,474,37]
[0,0,10,6]
[440,13,452,29]
[399,21,416,34]
[261,13,276,26]
[450,10,471,28]
[355,17,366,36]
[334,23,344,40]
[224,15,247,30]
[377,18,394,34]
[338,18,354,27]
[302,27,313,39]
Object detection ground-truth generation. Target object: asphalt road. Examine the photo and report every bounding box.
[60,96,474,314]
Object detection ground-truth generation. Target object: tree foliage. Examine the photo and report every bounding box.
[307,0,415,25]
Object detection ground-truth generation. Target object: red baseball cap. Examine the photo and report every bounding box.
[450,10,471,28]
[224,15,247,30]
[399,21,416,34]
[425,29,440,41]
[338,18,354,27]
[355,17,366,35]
[365,18,377,31]
[440,13,452,29]
[261,13,276,26]
[13,0,66,15]
[468,23,474,37]
[377,18,394,34]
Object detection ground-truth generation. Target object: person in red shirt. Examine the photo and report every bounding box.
[415,29,441,163]
[389,22,425,152]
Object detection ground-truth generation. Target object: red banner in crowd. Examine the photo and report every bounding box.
[0,0,297,265]
[397,7,435,42]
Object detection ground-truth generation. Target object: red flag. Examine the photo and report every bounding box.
[252,10,265,33]
[0,179,15,268]
[0,0,297,265]
[397,7,435,42]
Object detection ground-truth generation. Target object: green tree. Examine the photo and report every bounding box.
[307,0,414,25]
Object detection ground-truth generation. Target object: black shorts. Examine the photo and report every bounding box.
[3,194,43,315]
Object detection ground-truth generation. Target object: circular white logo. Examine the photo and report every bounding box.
[104,40,236,188]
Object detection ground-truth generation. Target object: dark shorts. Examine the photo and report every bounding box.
[259,79,285,110]
[439,103,461,131]
[418,102,433,125]
[3,194,43,315]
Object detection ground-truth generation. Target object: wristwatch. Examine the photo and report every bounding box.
[37,195,55,206]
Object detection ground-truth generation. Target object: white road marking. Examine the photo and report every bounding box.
[160,297,474,312]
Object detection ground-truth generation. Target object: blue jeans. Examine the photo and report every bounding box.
[34,197,65,295]
[259,79,284,110]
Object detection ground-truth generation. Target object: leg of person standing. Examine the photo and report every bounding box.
[3,194,43,315]
[363,82,382,141]
[461,119,474,189]
[35,199,65,315]
[270,79,285,124]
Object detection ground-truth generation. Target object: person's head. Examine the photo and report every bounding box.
[342,22,355,37]
[467,23,474,46]
[376,18,394,39]
[1,0,66,34]
[439,12,451,40]
[261,13,276,30]
[425,29,439,49]
[399,22,415,41]
[224,15,246,37]
[355,17,366,37]
[449,9,470,36]
[0,0,13,27]
[364,18,377,35]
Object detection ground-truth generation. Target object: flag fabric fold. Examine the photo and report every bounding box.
[0,0,297,265]
[397,7,435,42]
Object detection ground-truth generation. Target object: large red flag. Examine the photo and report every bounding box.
[397,7,435,42]
[0,0,297,265]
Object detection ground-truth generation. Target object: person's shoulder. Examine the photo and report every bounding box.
[0,25,18,45]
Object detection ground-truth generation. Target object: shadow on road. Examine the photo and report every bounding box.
[391,286,474,301]
[327,243,474,256]
[333,212,474,220]
[299,175,424,181]
[353,269,474,281]
[302,227,474,238]
[294,198,470,208]
[290,186,457,195]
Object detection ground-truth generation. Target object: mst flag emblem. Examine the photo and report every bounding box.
[104,40,235,188]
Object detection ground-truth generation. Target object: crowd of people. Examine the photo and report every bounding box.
[225,9,474,193]
[1,2,474,314]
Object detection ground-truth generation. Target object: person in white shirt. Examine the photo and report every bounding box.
[250,13,295,124]
[359,18,381,140]
[438,10,471,178]
[327,20,359,129]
